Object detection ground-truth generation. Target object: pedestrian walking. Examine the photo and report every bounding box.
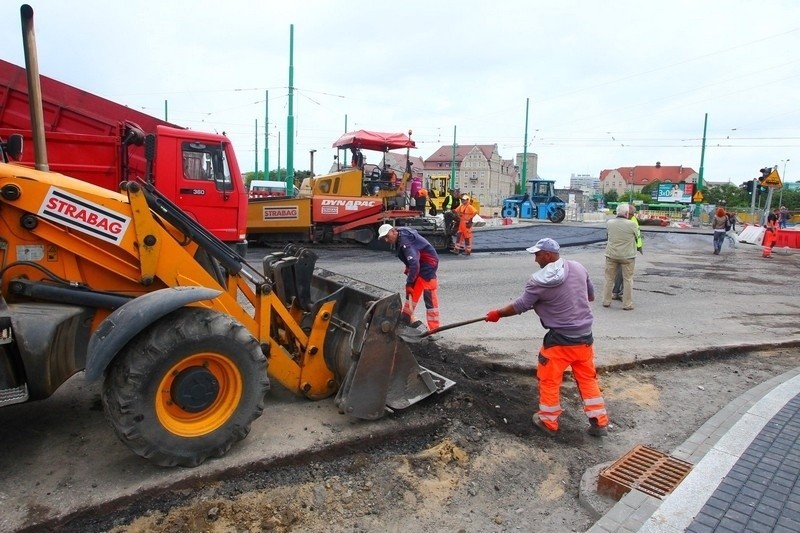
[711,207,728,255]
[725,211,738,249]
[453,194,478,255]
[603,204,638,310]
[377,223,440,330]
[484,238,609,437]
[779,206,789,229]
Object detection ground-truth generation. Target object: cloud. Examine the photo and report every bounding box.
[1,0,798,186]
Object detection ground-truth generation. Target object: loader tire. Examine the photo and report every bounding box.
[102,308,269,467]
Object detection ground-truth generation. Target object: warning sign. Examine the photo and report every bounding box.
[692,191,704,203]
[761,169,783,188]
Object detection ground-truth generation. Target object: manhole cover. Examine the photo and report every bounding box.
[598,444,693,501]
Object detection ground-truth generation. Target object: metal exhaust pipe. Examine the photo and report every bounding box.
[20,4,48,171]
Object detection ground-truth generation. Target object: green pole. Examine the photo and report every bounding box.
[254,118,258,177]
[450,125,457,191]
[164,99,168,122]
[286,24,295,195]
[520,98,529,195]
[695,113,708,221]
[264,90,269,179]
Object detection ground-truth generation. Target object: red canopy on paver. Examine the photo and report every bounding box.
[332,130,415,152]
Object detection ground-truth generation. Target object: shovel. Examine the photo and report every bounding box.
[398,316,487,343]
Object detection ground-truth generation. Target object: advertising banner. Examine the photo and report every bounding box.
[656,183,694,203]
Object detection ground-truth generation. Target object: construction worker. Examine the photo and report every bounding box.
[453,194,478,255]
[441,190,455,211]
[350,147,364,169]
[416,187,428,214]
[378,223,440,331]
[381,164,398,189]
[763,210,779,257]
[484,238,608,437]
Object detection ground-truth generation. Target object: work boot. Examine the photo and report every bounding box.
[588,418,608,437]
[532,414,557,437]
[400,314,423,328]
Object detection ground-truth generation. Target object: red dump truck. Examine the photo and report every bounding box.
[0,59,248,253]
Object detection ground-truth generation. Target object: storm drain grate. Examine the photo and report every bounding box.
[598,444,693,501]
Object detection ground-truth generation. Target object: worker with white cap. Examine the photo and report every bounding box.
[377,223,440,330]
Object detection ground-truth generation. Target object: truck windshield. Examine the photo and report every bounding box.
[182,142,234,192]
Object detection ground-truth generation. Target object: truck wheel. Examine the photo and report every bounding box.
[550,207,566,223]
[502,205,516,218]
[102,308,269,467]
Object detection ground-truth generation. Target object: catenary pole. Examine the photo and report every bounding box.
[450,126,457,192]
[286,24,295,196]
[695,113,708,222]
[520,98,529,195]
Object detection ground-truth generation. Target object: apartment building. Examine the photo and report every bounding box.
[422,144,517,207]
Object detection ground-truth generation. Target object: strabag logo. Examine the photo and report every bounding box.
[38,187,131,245]
[262,205,299,220]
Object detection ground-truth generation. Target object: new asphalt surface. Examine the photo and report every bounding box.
[1,219,798,531]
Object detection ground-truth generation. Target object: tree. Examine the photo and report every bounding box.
[703,183,749,208]
[603,189,618,204]
[640,180,661,197]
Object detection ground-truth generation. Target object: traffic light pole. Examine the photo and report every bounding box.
[763,187,775,225]
[749,178,758,222]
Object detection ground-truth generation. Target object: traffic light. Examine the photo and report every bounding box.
[759,167,771,181]
[743,181,754,194]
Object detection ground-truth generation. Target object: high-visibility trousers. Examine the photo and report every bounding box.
[536,343,608,431]
[402,277,440,330]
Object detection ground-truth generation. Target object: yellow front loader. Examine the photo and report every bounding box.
[0,146,454,467]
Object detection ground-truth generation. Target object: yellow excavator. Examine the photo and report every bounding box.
[426,174,481,215]
[0,5,454,467]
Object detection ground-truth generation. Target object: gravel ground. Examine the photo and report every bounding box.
[58,346,799,533]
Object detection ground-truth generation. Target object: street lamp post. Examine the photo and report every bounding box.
[779,159,789,207]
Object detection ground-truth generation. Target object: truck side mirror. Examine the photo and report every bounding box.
[4,134,24,161]
[144,134,156,184]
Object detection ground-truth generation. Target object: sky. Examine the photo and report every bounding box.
[1,0,798,188]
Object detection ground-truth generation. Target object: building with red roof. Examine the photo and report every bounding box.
[600,162,698,198]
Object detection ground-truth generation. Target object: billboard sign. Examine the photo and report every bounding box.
[656,183,694,203]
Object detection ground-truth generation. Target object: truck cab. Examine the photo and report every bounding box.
[155,126,247,250]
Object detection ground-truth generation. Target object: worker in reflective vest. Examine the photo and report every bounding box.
[453,195,478,255]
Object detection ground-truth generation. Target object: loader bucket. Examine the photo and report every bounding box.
[310,268,455,420]
[262,246,454,419]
